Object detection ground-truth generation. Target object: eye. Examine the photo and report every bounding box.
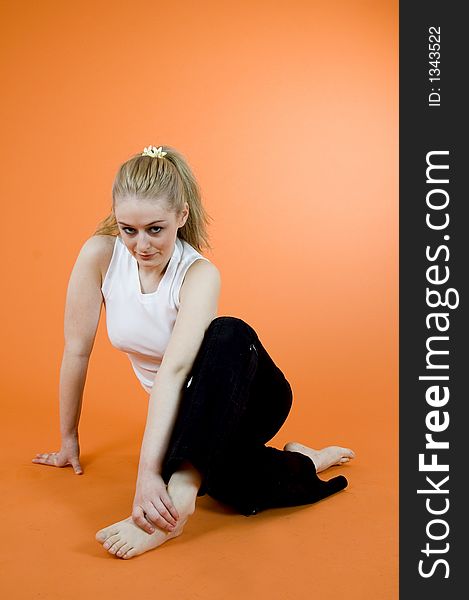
[121,226,163,234]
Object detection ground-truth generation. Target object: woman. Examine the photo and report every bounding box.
[32,144,355,560]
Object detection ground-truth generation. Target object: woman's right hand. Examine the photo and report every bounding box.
[32,437,83,474]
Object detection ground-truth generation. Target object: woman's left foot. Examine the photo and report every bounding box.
[283,441,355,473]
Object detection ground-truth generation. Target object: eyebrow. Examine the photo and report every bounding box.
[117,220,166,226]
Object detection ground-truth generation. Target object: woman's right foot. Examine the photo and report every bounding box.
[95,467,200,559]
[283,441,355,473]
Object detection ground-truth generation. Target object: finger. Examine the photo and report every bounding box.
[31,458,56,466]
[32,453,57,465]
[153,499,178,527]
[148,502,176,531]
[161,494,180,521]
[132,506,156,535]
[143,504,173,531]
[70,458,83,475]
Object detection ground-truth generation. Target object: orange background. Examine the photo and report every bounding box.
[1,1,398,598]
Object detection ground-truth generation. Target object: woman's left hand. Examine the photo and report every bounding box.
[132,471,180,534]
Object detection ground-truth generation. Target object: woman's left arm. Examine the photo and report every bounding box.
[132,260,221,533]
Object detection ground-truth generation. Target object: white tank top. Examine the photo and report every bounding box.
[101,235,210,394]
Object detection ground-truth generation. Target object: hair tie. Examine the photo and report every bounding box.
[141,145,167,158]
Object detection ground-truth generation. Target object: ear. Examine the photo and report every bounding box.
[179,202,189,227]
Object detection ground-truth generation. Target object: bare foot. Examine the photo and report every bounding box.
[95,514,187,559]
[283,441,355,473]
[95,470,199,559]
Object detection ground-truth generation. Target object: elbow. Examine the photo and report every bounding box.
[158,361,193,383]
[63,341,93,359]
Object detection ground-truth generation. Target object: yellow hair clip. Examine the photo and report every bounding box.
[141,145,167,158]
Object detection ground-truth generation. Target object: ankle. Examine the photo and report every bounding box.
[167,478,198,516]
[168,468,201,498]
[171,461,202,486]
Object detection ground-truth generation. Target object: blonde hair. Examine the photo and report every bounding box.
[93,145,212,252]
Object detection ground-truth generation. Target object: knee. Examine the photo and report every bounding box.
[206,316,257,348]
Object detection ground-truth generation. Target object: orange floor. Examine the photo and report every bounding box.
[1,1,397,596]
[2,371,397,600]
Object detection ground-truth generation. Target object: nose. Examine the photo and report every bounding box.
[135,233,152,253]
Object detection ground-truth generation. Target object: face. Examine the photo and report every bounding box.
[114,196,189,272]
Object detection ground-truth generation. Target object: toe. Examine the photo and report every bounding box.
[108,541,122,555]
[122,547,137,559]
[116,543,131,558]
[95,531,107,543]
[103,533,121,550]
[96,525,119,543]
[110,539,128,555]
[96,526,119,543]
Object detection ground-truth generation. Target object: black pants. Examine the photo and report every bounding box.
[161,316,347,516]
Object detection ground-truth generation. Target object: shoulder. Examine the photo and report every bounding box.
[79,234,118,284]
[183,258,221,285]
[79,233,116,255]
[179,259,221,305]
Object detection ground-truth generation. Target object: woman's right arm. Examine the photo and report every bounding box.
[32,236,106,474]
